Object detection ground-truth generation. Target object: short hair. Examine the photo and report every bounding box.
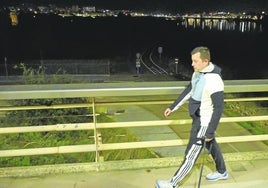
[191,46,211,62]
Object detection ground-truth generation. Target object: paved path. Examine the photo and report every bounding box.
[0,159,268,188]
[112,105,186,157]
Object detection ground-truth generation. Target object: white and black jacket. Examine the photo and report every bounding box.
[169,63,224,139]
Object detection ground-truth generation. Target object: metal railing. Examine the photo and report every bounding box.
[0,79,267,176]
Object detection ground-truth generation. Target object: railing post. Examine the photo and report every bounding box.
[92,97,99,163]
[92,97,103,170]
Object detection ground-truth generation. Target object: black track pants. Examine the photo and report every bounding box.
[170,112,226,187]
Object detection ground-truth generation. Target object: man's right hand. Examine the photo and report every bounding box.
[164,108,172,117]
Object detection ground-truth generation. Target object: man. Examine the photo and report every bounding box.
[156,46,228,188]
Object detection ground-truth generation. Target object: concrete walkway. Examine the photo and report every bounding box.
[0,158,267,188]
[112,105,186,157]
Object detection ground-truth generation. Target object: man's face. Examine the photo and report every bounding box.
[191,52,209,72]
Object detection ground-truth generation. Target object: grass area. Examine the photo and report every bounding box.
[0,112,158,167]
[224,101,268,135]
[102,128,158,160]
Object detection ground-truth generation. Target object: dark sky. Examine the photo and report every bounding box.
[2,0,268,13]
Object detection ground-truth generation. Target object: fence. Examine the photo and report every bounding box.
[0,79,267,176]
[0,59,111,76]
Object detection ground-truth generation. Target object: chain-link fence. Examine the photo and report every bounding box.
[0,59,111,76]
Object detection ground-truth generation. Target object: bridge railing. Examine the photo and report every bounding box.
[0,79,267,176]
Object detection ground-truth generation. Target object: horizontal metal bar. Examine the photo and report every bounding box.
[0,123,94,134]
[0,144,96,157]
[0,80,267,99]
[224,97,268,102]
[1,97,268,112]
[1,134,268,157]
[1,116,267,134]
[217,135,268,143]
[99,134,268,151]
[97,116,268,129]
[0,103,93,111]
[220,115,268,122]
[98,140,185,150]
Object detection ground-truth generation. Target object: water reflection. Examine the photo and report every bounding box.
[8,10,264,33]
[178,18,263,32]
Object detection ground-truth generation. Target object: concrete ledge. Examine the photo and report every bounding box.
[0,151,267,178]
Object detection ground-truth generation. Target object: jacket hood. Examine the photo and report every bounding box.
[200,62,222,75]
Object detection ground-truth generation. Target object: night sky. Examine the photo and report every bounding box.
[2,0,268,13]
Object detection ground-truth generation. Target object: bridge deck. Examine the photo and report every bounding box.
[0,158,267,188]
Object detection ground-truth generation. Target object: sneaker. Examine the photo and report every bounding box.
[155,179,176,188]
[206,171,228,181]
